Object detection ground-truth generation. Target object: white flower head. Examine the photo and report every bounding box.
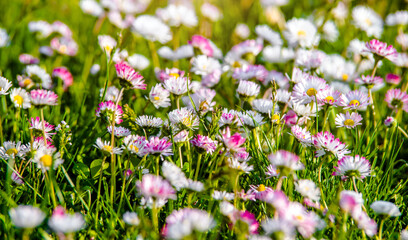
[132,15,172,44]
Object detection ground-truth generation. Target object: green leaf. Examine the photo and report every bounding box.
[90,159,109,178]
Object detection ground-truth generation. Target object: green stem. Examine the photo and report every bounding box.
[156,155,160,176]
[178,145,183,168]
[95,156,107,228]
[117,156,131,216]
[195,153,202,181]
[318,160,328,208]
[40,108,47,145]
[148,40,160,70]
[152,199,159,238]
[101,53,110,101]
[378,218,385,240]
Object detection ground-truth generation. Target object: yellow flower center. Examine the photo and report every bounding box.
[325,96,334,103]
[6,148,18,155]
[154,96,160,101]
[297,30,306,37]
[59,45,67,53]
[181,117,192,127]
[169,73,180,78]
[105,46,112,55]
[257,184,266,192]
[236,165,241,170]
[365,18,372,26]
[306,88,317,96]
[304,186,310,191]
[342,74,349,81]
[349,100,360,106]
[295,215,304,221]
[13,95,24,106]
[0,87,2,91]
[129,145,139,152]
[272,114,280,124]
[344,119,355,126]
[103,145,112,153]
[23,78,32,86]
[232,61,241,68]
[40,154,53,167]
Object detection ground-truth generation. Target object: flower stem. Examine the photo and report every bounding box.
[101,53,110,101]
[152,199,159,237]
[378,218,385,240]
[318,160,328,208]
[95,156,107,228]
[148,40,160,70]
[195,153,202,181]
[156,155,160,176]
[178,145,183,168]
[40,108,47,145]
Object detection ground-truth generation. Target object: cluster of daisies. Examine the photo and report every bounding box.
[0,0,407,239]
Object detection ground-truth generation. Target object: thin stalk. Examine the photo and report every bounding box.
[46,172,57,208]
[101,53,110,101]
[195,153,202,181]
[95,156,107,228]
[318,160,328,208]
[276,176,284,191]
[178,145,184,168]
[378,218,385,240]
[397,126,408,138]
[352,176,359,192]
[152,199,159,237]
[117,155,131,215]
[155,155,160,175]
[148,40,160,70]
[40,108,47,145]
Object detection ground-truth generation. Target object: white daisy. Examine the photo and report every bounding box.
[9,205,46,229]
[370,201,401,217]
[135,115,163,128]
[237,110,265,127]
[149,83,171,108]
[127,53,150,70]
[191,55,221,76]
[10,88,31,109]
[352,6,383,38]
[158,45,194,60]
[132,15,172,44]
[163,76,190,96]
[0,76,12,95]
[237,80,260,97]
[168,107,200,131]
[295,179,320,202]
[262,45,295,63]
[255,25,283,45]
[0,28,9,47]
[386,11,408,26]
[212,190,235,201]
[283,18,319,48]
[94,138,123,155]
[32,146,64,173]
[156,4,197,27]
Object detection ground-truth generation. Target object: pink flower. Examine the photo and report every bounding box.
[364,39,397,60]
[268,150,304,173]
[190,135,218,154]
[143,137,173,156]
[355,75,383,88]
[50,37,78,56]
[52,67,73,91]
[232,65,268,82]
[384,88,408,112]
[95,101,123,124]
[313,131,350,159]
[189,35,213,57]
[221,127,246,154]
[339,190,363,214]
[30,89,58,106]
[385,73,401,85]
[115,62,146,90]
[231,211,259,235]
[155,68,185,82]
[30,117,56,141]
[18,54,39,65]
[333,155,371,180]
[136,174,176,200]
[283,110,298,127]
[384,116,395,127]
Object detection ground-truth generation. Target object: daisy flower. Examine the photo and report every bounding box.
[123,212,140,226]
[252,99,277,115]
[168,107,199,131]
[386,11,408,26]
[263,45,295,63]
[0,28,9,47]
[316,86,342,106]
[339,190,364,214]
[132,15,172,44]
[136,174,176,200]
[30,117,56,141]
[135,115,163,131]
[384,88,408,112]
[28,20,53,38]
[292,75,327,104]
[228,158,254,173]
[115,62,146,90]
[384,116,395,127]
[295,48,325,69]
[0,76,12,95]
[313,131,350,159]
[201,3,222,21]
[221,127,246,155]
[158,45,194,61]
[48,206,85,234]
[274,89,291,103]
[191,55,221,76]
[218,109,240,127]
[144,137,173,156]
[94,138,123,155]
[339,90,370,110]
[290,125,313,146]
[127,53,150,70]
[212,190,235,201]
[52,67,73,91]
[163,76,190,96]
[255,24,283,45]
[23,65,53,89]
[0,141,25,160]
[233,65,268,82]
[100,86,121,102]
[95,101,123,124]
[98,35,116,56]
[283,18,318,48]
[79,0,104,17]
[333,155,371,180]
[295,179,320,202]
[107,126,131,137]
[50,37,78,56]
[355,75,383,89]
[236,80,260,98]
[352,6,383,38]
[265,165,280,178]
[335,112,363,129]
[30,89,58,107]
[122,135,147,157]
[364,39,397,60]
[385,73,401,85]
[237,110,265,127]
[32,146,64,173]
[18,54,39,65]
[164,208,215,239]
[149,83,171,109]
[190,135,218,154]
[268,150,304,174]
[188,35,214,57]
[156,4,198,27]
[156,68,185,82]
[9,205,46,229]
[370,201,401,217]
[234,24,250,39]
